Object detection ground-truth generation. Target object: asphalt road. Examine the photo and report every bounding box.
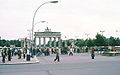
[0,53,120,75]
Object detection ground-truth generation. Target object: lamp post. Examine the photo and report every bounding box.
[31,1,58,57]
[27,29,32,49]
[28,21,47,49]
[34,21,47,26]
[34,21,47,32]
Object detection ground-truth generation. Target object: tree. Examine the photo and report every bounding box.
[0,40,4,47]
[66,40,72,46]
[75,39,85,47]
[9,40,14,45]
[94,33,107,46]
[0,39,21,47]
[15,40,21,47]
[85,39,95,47]
[0,39,6,47]
[116,38,120,46]
[109,37,120,46]
[5,40,10,47]
[62,41,65,47]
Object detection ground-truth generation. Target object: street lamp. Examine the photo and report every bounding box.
[28,21,47,49]
[34,21,47,25]
[31,1,58,57]
[37,21,48,32]
[27,29,32,49]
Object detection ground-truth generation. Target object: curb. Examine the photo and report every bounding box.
[0,57,40,65]
[0,61,40,65]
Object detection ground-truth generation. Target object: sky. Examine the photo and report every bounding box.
[0,0,120,40]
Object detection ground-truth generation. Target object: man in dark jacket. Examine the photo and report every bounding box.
[7,48,11,61]
[54,48,60,62]
[91,48,95,59]
[1,48,6,63]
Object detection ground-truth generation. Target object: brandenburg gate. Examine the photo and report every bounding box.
[34,27,61,48]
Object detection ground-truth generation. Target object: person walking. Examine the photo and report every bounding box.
[91,48,95,59]
[86,47,88,52]
[7,48,11,61]
[46,48,50,56]
[26,48,30,61]
[33,48,36,56]
[18,49,22,59]
[54,48,60,62]
[1,48,5,63]
[69,48,73,56]
[51,48,54,54]
[11,47,14,56]
[2,53,6,63]
[37,48,40,56]
[23,48,25,59]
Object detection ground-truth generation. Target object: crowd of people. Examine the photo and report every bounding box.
[0,46,97,63]
[1,47,26,63]
[0,47,62,63]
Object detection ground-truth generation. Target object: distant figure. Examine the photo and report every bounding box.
[86,48,88,52]
[46,48,50,56]
[18,49,22,59]
[33,48,36,55]
[23,48,25,59]
[2,53,6,63]
[7,48,11,61]
[1,48,5,63]
[91,48,95,59]
[37,48,40,56]
[14,48,18,56]
[51,48,54,54]
[54,48,60,62]
[69,48,73,56]
[26,49,30,61]
[11,48,14,56]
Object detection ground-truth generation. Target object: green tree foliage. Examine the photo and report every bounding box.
[5,40,10,47]
[75,39,85,47]
[74,33,120,47]
[0,39,21,47]
[116,38,120,46]
[109,37,120,46]
[0,39,6,47]
[85,39,95,47]
[62,41,65,47]
[15,40,21,47]
[94,33,108,46]
[66,40,72,46]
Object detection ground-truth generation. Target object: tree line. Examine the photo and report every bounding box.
[0,39,21,47]
[1,33,120,48]
[67,33,120,47]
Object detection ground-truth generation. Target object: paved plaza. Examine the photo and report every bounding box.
[0,53,120,75]
[0,55,39,65]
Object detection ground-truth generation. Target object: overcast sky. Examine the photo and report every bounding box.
[0,0,120,40]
